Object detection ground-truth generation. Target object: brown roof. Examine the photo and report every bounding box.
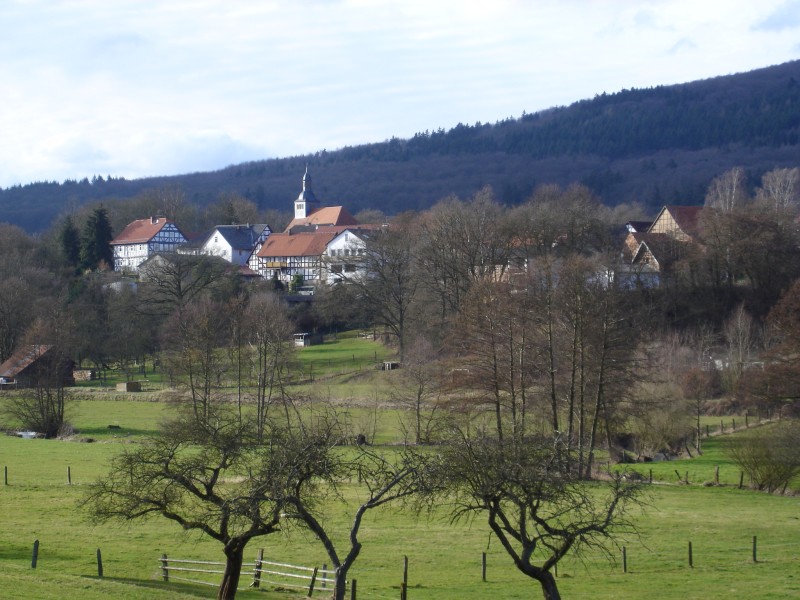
[284,206,359,232]
[655,205,704,237]
[257,230,338,258]
[0,345,53,378]
[111,217,172,245]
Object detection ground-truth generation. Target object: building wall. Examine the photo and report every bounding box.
[324,231,367,284]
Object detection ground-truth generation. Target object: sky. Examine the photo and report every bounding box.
[2,0,800,189]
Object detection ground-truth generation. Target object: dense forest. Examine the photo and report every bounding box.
[3,60,800,233]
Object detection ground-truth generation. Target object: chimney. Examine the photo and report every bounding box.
[151,216,158,224]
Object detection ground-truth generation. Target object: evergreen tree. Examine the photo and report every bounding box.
[59,215,81,268]
[80,206,114,271]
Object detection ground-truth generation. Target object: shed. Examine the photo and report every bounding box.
[293,333,323,347]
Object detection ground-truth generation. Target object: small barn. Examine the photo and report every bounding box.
[0,345,75,389]
[293,333,323,347]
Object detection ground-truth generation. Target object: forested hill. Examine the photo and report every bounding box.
[4,60,800,233]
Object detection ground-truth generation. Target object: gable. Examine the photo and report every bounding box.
[648,205,703,241]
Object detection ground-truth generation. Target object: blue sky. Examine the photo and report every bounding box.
[2,0,800,188]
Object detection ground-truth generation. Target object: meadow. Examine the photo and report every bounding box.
[1,337,798,599]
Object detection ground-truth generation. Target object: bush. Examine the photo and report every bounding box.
[724,420,800,493]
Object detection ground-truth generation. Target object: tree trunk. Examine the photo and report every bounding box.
[333,566,348,600]
[538,570,561,600]
[217,542,246,600]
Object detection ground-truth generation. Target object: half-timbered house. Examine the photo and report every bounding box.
[255,229,338,283]
[111,217,188,272]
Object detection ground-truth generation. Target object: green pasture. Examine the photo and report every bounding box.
[1,397,798,599]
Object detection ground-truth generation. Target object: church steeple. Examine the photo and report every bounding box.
[294,164,319,219]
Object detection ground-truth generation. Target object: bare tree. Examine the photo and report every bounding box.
[723,304,758,392]
[285,440,437,600]
[86,410,301,600]
[756,167,800,212]
[435,433,642,600]
[345,217,420,360]
[138,254,232,317]
[161,297,230,422]
[392,337,445,444]
[454,279,537,441]
[417,188,515,320]
[244,292,295,440]
[705,167,748,212]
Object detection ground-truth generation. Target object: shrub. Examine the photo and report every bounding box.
[723,420,800,493]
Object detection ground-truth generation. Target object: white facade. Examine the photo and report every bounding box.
[324,230,369,284]
[112,222,187,272]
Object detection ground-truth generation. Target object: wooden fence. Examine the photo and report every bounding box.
[159,550,334,595]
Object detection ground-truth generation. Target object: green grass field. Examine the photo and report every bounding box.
[1,336,798,599]
[2,398,798,600]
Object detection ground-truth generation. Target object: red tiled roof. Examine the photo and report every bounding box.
[111,217,171,245]
[284,206,359,232]
[257,230,338,258]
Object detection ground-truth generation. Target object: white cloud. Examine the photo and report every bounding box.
[1,0,799,187]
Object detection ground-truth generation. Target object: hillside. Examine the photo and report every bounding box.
[3,60,800,232]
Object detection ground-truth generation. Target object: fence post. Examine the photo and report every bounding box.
[649,469,653,484]
[4,465,7,485]
[68,466,72,485]
[706,424,710,438]
[97,548,103,578]
[350,578,357,600]
[720,420,724,433]
[31,540,39,569]
[622,546,627,573]
[322,563,328,589]
[252,548,263,588]
[482,552,487,582]
[403,555,408,596]
[161,553,169,582]
[739,471,745,489]
[745,413,749,428]
[308,566,318,596]
[733,418,736,431]
[752,536,757,563]
[401,582,407,600]
[714,465,719,485]
[688,541,693,568]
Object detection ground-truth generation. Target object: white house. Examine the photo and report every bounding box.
[197,224,271,266]
[324,228,371,284]
[110,217,187,272]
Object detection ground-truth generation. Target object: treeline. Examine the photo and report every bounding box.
[3,170,799,431]
[3,61,800,233]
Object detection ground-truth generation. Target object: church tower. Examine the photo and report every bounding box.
[294,165,319,220]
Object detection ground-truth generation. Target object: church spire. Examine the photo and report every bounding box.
[294,164,319,220]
